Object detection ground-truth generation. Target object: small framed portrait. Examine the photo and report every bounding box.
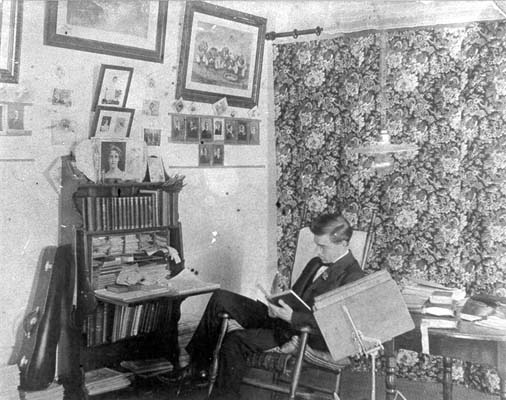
[143,99,160,116]
[224,119,237,143]
[92,64,133,110]
[96,138,147,183]
[100,140,127,182]
[143,128,161,146]
[198,143,212,166]
[52,88,73,107]
[212,97,228,115]
[7,103,25,131]
[171,115,186,141]
[212,144,224,166]
[249,120,260,144]
[91,106,135,138]
[147,155,165,182]
[0,104,5,134]
[213,118,224,141]
[236,120,249,144]
[200,117,213,141]
[186,116,200,142]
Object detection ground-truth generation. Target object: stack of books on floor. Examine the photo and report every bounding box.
[0,364,21,400]
[120,358,174,378]
[22,383,64,400]
[85,367,132,396]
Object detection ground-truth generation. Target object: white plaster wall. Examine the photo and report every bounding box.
[0,0,277,366]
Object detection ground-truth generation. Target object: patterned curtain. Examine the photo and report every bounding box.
[274,22,506,393]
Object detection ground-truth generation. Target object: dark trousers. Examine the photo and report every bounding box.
[186,290,287,398]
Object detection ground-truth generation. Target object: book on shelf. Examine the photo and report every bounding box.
[266,289,311,313]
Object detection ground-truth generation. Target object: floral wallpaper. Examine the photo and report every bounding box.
[273,21,506,394]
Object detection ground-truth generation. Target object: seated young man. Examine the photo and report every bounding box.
[185,213,365,399]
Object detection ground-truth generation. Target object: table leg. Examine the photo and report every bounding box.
[442,356,453,400]
[384,341,396,400]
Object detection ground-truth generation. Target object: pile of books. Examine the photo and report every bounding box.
[402,278,466,329]
[22,383,64,400]
[120,358,174,378]
[85,367,132,396]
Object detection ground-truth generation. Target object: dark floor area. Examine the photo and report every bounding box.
[92,369,499,400]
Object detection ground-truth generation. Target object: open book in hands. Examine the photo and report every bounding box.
[256,284,311,313]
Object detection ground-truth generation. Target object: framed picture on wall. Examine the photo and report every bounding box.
[176,1,267,108]
[44,1,168,63]
[92,65,133,111]
[0,0,23,83]
[91,106,135,138]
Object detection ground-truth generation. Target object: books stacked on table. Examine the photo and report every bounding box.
[85,367,132,396]
[120,358,174,378]
[401,278,465,313]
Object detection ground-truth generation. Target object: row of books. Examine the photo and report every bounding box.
[85,300,173,346]
[92,232,169,258]
[79,190,178,232]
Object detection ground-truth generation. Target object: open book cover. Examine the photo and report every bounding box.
[267,290,311,313]
[313,270,414,360]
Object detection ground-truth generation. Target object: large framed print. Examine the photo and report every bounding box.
[0,0,23,83]
[176,1,266,108]
[44,0,168,63]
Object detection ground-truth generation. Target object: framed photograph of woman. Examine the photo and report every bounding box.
[92,64,133,110]
[176,1,266,108]
[91,106,135,138]
[96,138,147,183]
[100,140,127,182]
[44,1,168,63]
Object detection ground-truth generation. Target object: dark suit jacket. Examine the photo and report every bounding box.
[282,251,365,350]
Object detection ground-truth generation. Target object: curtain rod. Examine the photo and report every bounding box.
[265,26,323,41]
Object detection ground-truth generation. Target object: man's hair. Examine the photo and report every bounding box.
[310,213,353,244]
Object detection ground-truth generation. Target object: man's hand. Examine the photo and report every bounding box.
[267,300,293,323]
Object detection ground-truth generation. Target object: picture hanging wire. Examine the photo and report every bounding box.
[265,26,323,40]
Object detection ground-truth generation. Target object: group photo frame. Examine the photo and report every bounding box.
[44,0,168,62]
[176,1,267,108]
[91,106,135,138]
[92,64,133,111]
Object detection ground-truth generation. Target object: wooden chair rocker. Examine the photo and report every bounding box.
[208,225,374,400]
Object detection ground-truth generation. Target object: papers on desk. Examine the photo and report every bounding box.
[95,268,220,304]
[475,316,506,331]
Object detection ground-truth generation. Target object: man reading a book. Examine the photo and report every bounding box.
[184,213,365,399]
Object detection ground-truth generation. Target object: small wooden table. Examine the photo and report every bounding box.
[385,314,506,400]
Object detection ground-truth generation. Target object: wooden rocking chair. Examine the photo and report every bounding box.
[208,225,374,400]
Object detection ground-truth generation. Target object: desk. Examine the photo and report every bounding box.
[385,313,506,400]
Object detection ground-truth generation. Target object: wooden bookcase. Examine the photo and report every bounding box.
[59,156,186,374]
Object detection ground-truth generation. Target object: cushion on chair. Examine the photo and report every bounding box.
[246,335,349,375]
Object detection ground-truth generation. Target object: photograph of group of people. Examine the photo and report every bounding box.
[170,114,260,145]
